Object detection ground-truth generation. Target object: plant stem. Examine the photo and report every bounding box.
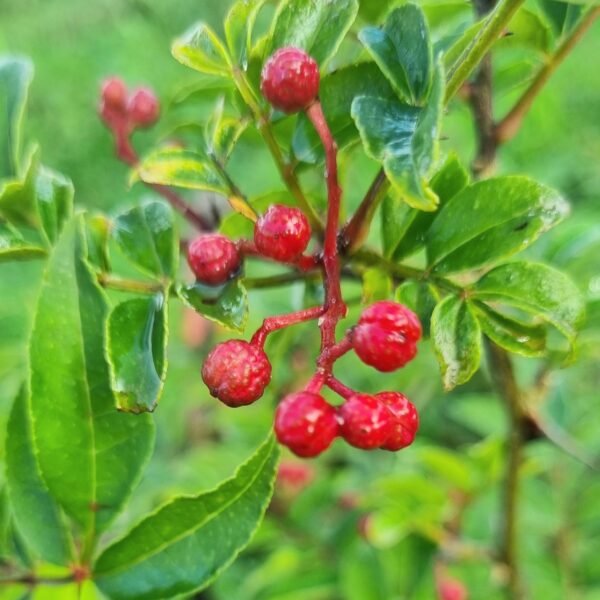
[98,273,165,294]
[232,70,323,231]
[495,6,600,144]
[445,0,526,102]
[486,342,526,600]
[251,306,325,347]
[339,170,390,253]
[306,101,347,350]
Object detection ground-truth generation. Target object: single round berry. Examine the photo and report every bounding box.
[274,392,338,458]
[261,47,320,113]
[101,77,127,111]
[352,301,422,372]
[254,204,311,262]
[437,578,468,600]
[339,394,394,450]
[187,234,241,286]
[375,392,419,451]
[128,87,160,127]
[202,340,271,407]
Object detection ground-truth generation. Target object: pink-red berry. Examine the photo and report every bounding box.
[352,301,422,372]
[339,394,394,450]
[376,392,419,451]
[202,340,271,407]
[274,392,338,457]
[128,87,160,127]
[101,77,127,111]
[254,204,311,262]
[261,47,320,113]
[437,577,468,600]
[187,234,241,285]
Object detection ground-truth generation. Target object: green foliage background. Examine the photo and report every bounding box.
[1,0,599,598]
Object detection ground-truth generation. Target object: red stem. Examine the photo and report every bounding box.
[326,376,354,400]
[109,117,210,231]
[306,101,346,350]
[251,306,325,347]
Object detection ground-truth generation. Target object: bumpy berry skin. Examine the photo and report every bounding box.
[261,47,320,113]
[376,392,419,451]
[202,340,271,407]
[187,234,241,285]
[254,204,311,262]
[128,87,160,127]
[339,394,394,450]
[352,301,422,372]
[101,77,127,111]
[274,392,338,457]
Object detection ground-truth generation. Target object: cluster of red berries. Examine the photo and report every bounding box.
[99,77,160,131]
[186,47,422,458]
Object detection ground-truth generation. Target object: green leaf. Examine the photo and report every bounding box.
[0,146,40,227]
[498,8,552,55]
[431,295,481,391]
[84,212,111,272]
[0,219,46,262]
[362,268,392,303]
[395,280,440,337]
[178,279,248,333]
[112,200,178,280]
[29,216,155,536]
[267,0,359,67]
[472,302,547,357]
[0,56,33,179]
[225,0,267,69]
[172,23,232,76]
[538,0,584,37]
[94,435,279,600]
[351,63,444,211]
[6,388,73,565]
[106,294,168,414]
[426,177,569,274]
[205,97,248,164]
[472,261,585,346]
[383,153,469,259]
[35,165,74,245]
[358,4,433,105]
[293,62,396,164]
[135,147,227,195]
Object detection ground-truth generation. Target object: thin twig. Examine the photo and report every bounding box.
[495,7,600,144]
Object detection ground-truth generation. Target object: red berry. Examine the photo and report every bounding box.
[254,204,311,262]
[261,47,320,113]
[101,77,127,111]
[202,340,271,407]
[339,394,394,450]
[438,578,468,600]
[274,392,338,457]
[187,234,241,285]
[276,460,315,494]
[128,87,160,127]
[352,301,422,372]
[376,392,419,451]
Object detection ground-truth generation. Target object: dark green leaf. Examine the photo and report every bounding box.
[382,153,469,259]
[225,0,267,69]
[538,0,584,37]
[472,302,547,357]
[0,57,33,179]
[94,435,279,600]
[267,0,359,67]
[351,63,444,211]
[426,176,569,274]
[0,219,46,262]
[112,200,178,279]
[107,294,168,414]
[359,4,433,105]
[178,279,248,333]
[35,165,74,245]
[29,216,155,535]
[293,62,396,164]
[395,280,440,337]
[472,261,585,346]
[172,23,232,76]
[5,388,73,565]
[431,295,481,390]
[134,147,227,195]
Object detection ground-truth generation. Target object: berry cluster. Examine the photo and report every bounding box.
[100,77,160,131]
